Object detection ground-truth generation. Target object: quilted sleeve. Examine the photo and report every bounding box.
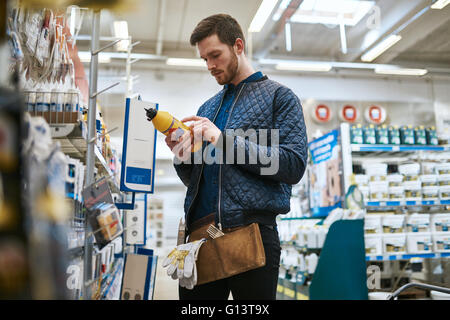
[219,86,308,185]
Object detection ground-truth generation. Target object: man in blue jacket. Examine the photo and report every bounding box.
[165,14,308,300]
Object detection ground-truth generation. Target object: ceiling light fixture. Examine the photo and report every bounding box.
[113,21,130,52]
[275,62,333,72]
[374,67,428,76]
[361,34,402,62]
[249,0,279,32]
[431,0,450,9]
[166,58,206,67]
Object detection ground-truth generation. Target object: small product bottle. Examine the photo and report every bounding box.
[376,124,389,145]
[414,125,427,145]
[389,125,401,145]
[426,126,438,146]
[145,108,203,152]
[363,124,376,144]
[350,124,363,144]
[400,125,415,145]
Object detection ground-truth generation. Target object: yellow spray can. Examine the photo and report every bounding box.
[145,108,202,152]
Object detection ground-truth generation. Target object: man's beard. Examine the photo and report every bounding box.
[215,51,238,85]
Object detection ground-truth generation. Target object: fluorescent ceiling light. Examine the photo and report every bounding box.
[361,34,402,62]
[166,58,206,68]
[375,67,428,76]
[113,21,130,52]
[78,51,111,63]
[249,0,278,32]
[273,0,375,26]
[275,62,332,72]
[431,0,450,9]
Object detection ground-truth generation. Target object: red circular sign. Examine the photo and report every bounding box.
[314,104,331,123]
[341,105,358,122]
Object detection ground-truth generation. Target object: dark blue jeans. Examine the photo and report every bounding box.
[178,224,281,300]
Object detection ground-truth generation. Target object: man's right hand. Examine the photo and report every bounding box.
[165,131,193,162]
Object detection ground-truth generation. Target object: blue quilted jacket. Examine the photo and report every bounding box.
[174,75,308,230]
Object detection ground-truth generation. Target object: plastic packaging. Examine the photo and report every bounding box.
[388,186,405,201]
[426,127,438,146]
[365,234,383,255]
[433,233,450,253]
[383,234,407,254]
[404,185,422,201]
[422,186,439,201]
[439,186,450,200]
[376,125,389,145]
[420,174,438,187]
[407,233,433,253]
[388,126,401,145]
[406,214,430,233]
[363,125,376,144]
[369,181,389,201]
[414,126,427,145]
[437,174,450,186]
[399,163,420,176]
[364,215,382,234]
[387,174,404,187]
[400,125,415,145]
[382,215,405,233]
[431,214,450,233]
[435,163,450,175]
[350,124,363,144]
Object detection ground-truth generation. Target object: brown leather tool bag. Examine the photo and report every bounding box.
[188,222,266,286]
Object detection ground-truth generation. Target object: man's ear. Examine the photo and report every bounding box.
[234,38,245,55]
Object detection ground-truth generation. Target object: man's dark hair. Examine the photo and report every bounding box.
[190,14,245,49]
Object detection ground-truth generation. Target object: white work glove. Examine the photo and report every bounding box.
[162,239,206,289]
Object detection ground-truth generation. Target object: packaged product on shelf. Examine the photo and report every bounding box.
[388,186,405,201]
[387,174,404,187]
[88,203,123,249]
[383,234,407,254]
[354,174,369,187]
[388,125,401,145]
[365,234,383,255]
[399,163,420,182]
[376,125,389,145]
[406,214,430,233]
[369,181,389,201]
[404,185,422,201]
[363,124,376,144]
[435,163,450,175]
[382,215,405,233]
[364,215,382,234]
[431,214,450,233]
[24,90,36,112]
[400,125,415,145]
[420,174,438,187]
[422,186,439,201]
[422,162,436,175]
[439,186,450,200]
[433,233,450,252]
[426,126,438,146]
[437,174,450,186]
[364,163,387,181]
[407,233,433,254]
[414,126,427,145]
[350,124,363,144]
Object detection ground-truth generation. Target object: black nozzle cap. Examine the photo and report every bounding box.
[145,107,157,121]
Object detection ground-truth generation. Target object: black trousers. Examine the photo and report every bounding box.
[178,223,281,300]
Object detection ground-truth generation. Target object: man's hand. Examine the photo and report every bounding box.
[165,131,192,162]
[181,116,221,146]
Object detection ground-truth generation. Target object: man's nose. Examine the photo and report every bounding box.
[207,60,216,70]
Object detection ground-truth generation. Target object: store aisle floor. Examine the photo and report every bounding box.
[153,239,179,300]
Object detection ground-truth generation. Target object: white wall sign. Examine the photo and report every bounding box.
[120,98,157,193]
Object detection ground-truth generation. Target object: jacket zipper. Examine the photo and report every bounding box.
[217,83,246,230]
[185,92,226,233]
